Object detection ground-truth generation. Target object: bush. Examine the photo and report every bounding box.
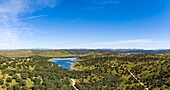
[33,78,41,85]
[22,86,29,90]
[19,80,26,86]
[8,72,14,76]
[2,69,7,74]
[16,78,22,82]
[0,79,4,85]
[6,77,12,82]
[1,85,6,88]
[32,85,39,90]
[6,82,10,87]
[7,86,13,90]
[12,75,19,79]
[21,73,28,80]
[13,84,21,90]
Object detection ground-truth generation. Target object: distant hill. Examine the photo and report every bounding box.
[0,50,72,57]
[0,49,170,57]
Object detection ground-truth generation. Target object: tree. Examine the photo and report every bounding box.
[6,77,12,82]
[0,79,4,85]
[21,73,28,80]
[33,78,41,85]
[13,84,21,90]
[7,86,13,90]
[6,82,10,87]
[32,85,39,90]
[12,75,19,79]
[19,80,26,86]
[22,86,29,90]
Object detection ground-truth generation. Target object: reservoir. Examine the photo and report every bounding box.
[50,58,77,70]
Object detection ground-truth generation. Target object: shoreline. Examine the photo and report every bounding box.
[47,58,55,62]
[48,57,81,71]
[70,62,80,71]
[47,56,80,62]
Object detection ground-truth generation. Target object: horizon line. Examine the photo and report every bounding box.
[0,48,170,50]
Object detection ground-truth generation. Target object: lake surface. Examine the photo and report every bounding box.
[50,58,77,70]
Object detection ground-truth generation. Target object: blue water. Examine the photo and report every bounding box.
[50,58,77,70]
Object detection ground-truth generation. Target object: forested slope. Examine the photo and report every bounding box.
[1,49,169,57]
[0,53,170,90]
[71,53,170,90]
[0,56,73,90]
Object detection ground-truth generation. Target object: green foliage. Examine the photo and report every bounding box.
[12,75,19,79]
[5,82,10,87]
[21,73,28,80]
[13,84,21,90]
[0,52,170,90]
[0,55,73,89]
[7,86,14,90]
[73,53,170,90]
[6,77,12,82]
[0,79,4,85]
[19,80,26,86]
[21,86,29,90]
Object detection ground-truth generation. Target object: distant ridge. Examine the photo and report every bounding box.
[0,49,170,58]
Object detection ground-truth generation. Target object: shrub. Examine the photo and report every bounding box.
[12,75,19,79]
[21,73,28,80]
[13,84,21,90]
[6,77,12,82]
[0,79,4,85]
[19,80,26,86]
[6,82,10,87]
[22,86,29,90]
[7,86,13,90]
[1,85,6,88]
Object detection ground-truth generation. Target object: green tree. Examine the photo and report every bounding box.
[6,77,12,82]
[19,80,26,86]
[0,79,4,85]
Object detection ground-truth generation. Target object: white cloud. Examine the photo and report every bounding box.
[84,0,121,11]
[17,15,48,21]
[87,39,170,49]
[84,6,105,11]
[0,0,60,49]
[89,0,121,5]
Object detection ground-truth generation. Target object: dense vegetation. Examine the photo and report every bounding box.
[0,50,73,57]
[0,49,170,57]
[0,51,170,90]
[72,53,170,90]
[0,56,73,90]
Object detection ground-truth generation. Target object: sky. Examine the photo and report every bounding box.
[0,0,170,49]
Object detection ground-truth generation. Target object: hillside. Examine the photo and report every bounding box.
[0,50,73,57]
[72,53,170,90]
[0,52,169,90]
[0,56,73,90]
[0,49,170,57]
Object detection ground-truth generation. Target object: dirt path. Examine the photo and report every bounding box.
[71,78,79,90]
[111,61,149,90]
[126,69,149,90]
[50,63,53,68]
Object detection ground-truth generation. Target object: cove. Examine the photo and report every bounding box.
[50,58,77,70]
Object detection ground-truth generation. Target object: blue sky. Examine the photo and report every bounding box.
[0,0,170,49]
